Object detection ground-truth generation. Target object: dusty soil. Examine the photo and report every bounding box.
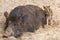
[0,0,60,40]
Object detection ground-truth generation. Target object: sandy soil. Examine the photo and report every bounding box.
[0,0,60,40]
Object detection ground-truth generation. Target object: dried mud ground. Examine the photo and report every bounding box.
[0,0,60,40]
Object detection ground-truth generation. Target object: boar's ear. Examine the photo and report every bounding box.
[4,11,8,18]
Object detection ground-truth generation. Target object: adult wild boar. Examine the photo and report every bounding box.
[3,5,46,38]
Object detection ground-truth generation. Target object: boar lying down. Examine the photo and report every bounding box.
[3,5,47,38]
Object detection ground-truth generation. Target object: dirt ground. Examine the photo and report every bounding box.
[0,0,60,40]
